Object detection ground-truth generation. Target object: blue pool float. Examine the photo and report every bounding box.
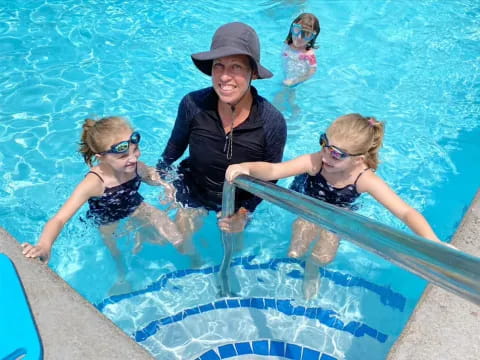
[0,253,43,360]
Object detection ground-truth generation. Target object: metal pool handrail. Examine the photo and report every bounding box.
[220,175,480,305]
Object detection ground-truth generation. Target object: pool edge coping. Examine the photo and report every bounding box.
[0,228,154,360]
[1,189,478,359]
[387,188,480,360]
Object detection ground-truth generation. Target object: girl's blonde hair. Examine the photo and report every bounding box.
[79,116,132,166]
[328,113,385,169]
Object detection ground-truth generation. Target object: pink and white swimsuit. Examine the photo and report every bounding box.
[282,44,317,82]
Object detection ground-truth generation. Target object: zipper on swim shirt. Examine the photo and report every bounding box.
[223,104,235,160]
[224,131,233,160]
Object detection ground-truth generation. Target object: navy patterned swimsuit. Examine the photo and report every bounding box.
[289,167,370,209]
[86,170,144,225]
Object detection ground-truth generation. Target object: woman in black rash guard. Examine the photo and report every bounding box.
[157,22,287,239]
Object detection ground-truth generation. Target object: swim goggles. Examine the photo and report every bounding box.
[319,133,363,160]
[290,23,316,42]
[100,131,141,154]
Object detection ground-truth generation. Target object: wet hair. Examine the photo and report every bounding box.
[327,113,385,169]
[79,116,132,166]
[285,13,321,50]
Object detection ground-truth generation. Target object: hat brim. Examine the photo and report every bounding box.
[191,46,273,79]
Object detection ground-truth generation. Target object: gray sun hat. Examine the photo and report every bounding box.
[191,22,273,79]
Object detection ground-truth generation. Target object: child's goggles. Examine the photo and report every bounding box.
[100,131,141,154]
[290,23,316,42]
[319,133,363,160]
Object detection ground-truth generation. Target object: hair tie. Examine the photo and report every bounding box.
[367,117,376,126]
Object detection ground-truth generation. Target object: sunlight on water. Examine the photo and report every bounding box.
[0,0,479,359]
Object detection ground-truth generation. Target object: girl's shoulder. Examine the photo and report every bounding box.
[305,152,322,176]
[76,169,105,198]
[296,49,316,66]
[303,49,317,60]
[86,165,105,181]
[355,168,383,193]
[85,165,116,190]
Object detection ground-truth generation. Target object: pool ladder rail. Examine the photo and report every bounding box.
[220,175,480,305]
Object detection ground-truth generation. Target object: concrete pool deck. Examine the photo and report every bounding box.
[0,191,478,359]
[0,228,153,360]
[388,189,480,360]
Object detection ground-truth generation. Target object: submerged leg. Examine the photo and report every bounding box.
[288,217,320,259]
[174,207,208,267]
[303,229,340,300]
[287,89,301,120]
[273,87,288,113]
[99,222,132,295]
[130,202,183,253]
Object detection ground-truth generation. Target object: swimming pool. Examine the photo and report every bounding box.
[1,0,479,359]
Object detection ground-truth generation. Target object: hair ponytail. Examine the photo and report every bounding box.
[79,118,99,166]
[328,114,385,170]
[78,116,131,167]
[363,117,385,169]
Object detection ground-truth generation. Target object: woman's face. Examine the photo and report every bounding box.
[211,55,255,106]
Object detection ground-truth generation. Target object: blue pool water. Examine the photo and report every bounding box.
[1,0,479,359]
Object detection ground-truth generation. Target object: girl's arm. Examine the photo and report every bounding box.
[284,51,317,87]
[21,174,103,262]
[137,161,170,186]
[226,153,318,183]
[284,66,317,87]
[137,161,176,204]
[357,171,440,242]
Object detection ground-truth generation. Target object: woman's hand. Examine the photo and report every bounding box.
[218,208,249,233]
[21,242,51,263]
[225,164,250,183]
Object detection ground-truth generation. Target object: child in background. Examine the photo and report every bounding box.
[225,113,452,299]
[282,12,320,87]
[22,116,183,294]
[274,13,320,119]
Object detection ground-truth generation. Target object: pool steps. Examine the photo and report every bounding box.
[98,255,404,359]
